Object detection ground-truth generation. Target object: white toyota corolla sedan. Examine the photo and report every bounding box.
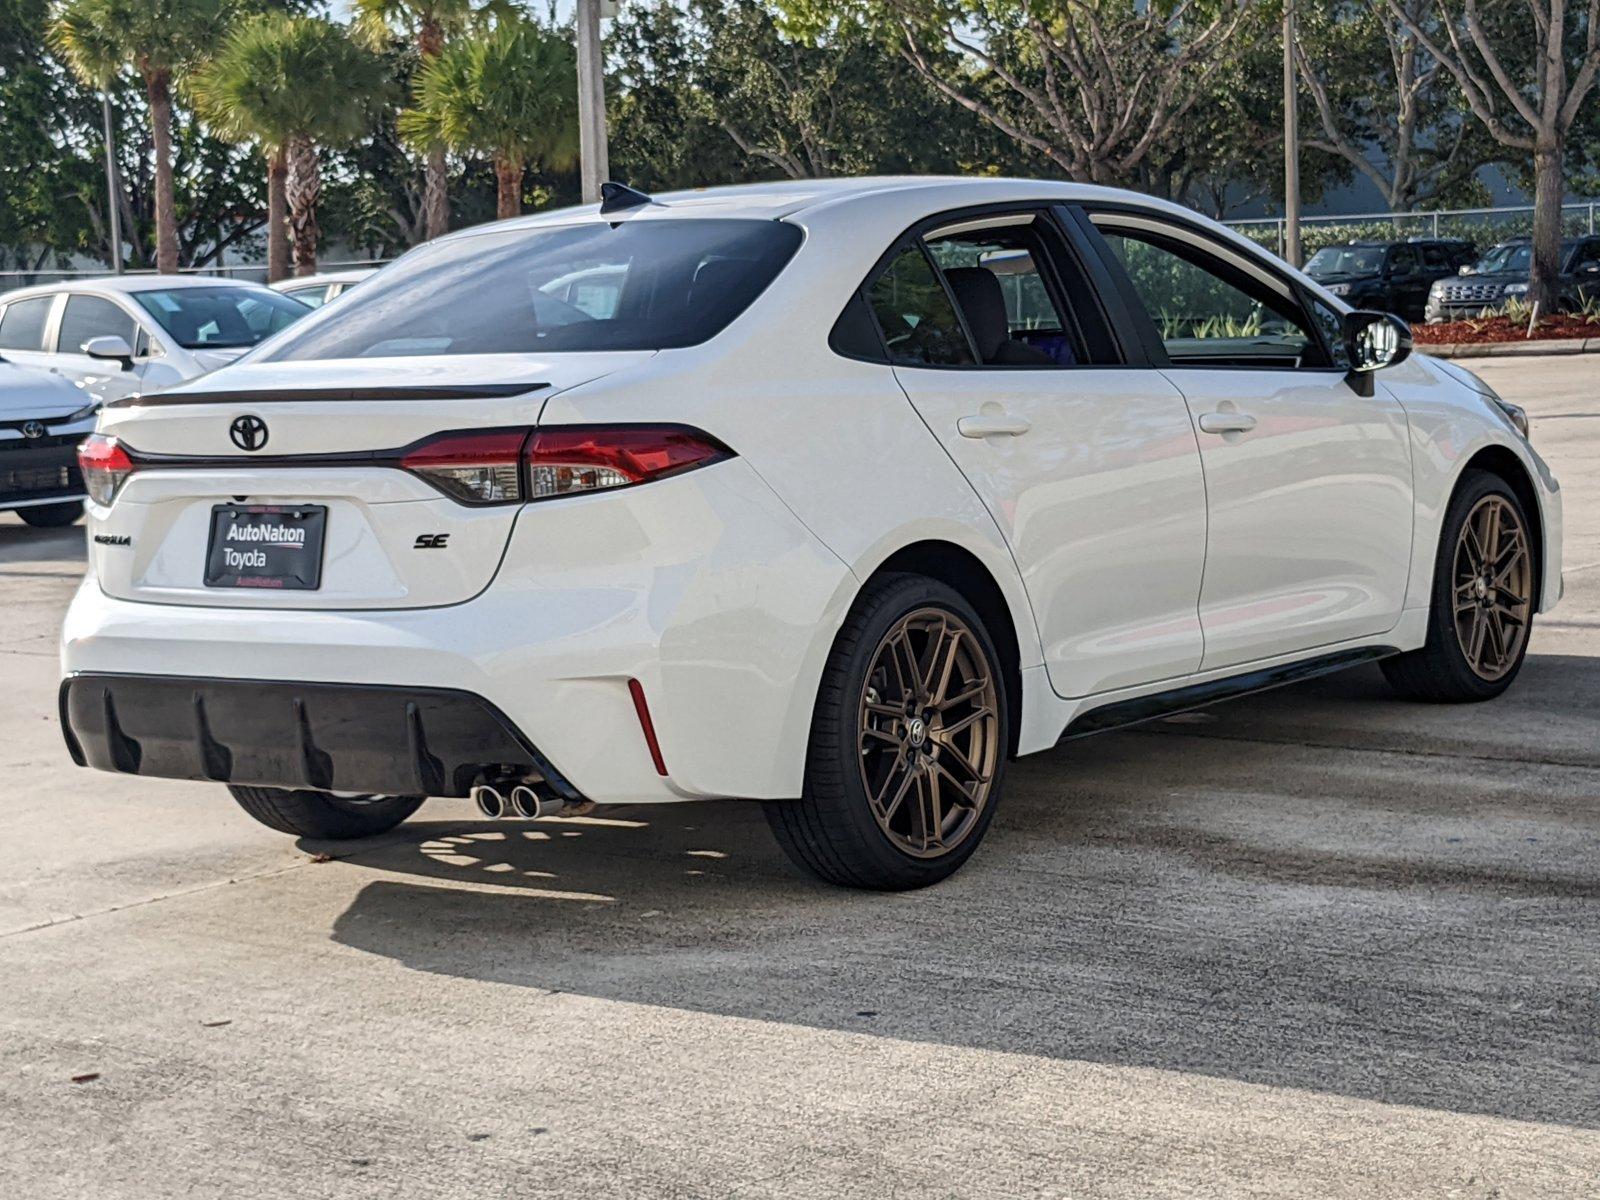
[58,178,1562,889]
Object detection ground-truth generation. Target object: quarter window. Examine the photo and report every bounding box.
[865,244,974,367]
[0,296,53,351]
[58,294,139,355]
[1095,224,1320,368]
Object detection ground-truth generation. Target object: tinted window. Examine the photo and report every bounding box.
[1306,246,1385,275]
[866,244,974,367]
[283,284,332,308]
[133,287,307,349]
[0,296,53,351]
[259,219,801,361]
[58,294,138,354]
[1389,246,1418,273]
[1421,244,1448,269]
[925,219,1078,366]
[1098,226,1318,368]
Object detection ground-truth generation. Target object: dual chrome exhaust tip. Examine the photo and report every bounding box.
[471,782,570,821]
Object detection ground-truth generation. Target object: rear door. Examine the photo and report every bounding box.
[1082,207,1413,672]
[0,294,59,373]
[869,206,1208,699]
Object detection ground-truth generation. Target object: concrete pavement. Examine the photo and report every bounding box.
[1,354,1597,1197]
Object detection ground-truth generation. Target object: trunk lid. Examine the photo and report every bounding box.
[91,353,650,610]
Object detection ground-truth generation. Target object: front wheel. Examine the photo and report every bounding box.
[1382,470,1536,702]
[764,574,1009,890]
[228,786,423,839]
[17,501,83,528]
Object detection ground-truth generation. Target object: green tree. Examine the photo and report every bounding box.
[50,0,230,273]
[1388,0,1600,310]
[400,17,577,220]
[353,0,513,238]
[192,14,386,277]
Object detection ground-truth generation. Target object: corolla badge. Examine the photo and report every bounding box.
[229,414,269,451]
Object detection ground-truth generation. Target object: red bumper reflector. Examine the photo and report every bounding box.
[628,678,668,776]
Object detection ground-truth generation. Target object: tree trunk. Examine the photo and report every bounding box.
[420,17,449,240]
[266,146,290,284]
[494,157,523,220]
[286,133,321,277]
[1529,135,1565,315]
[145,69,179,275]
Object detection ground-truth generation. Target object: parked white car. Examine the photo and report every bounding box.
[270,268,376,309]
[0,275,310,405]
[58,178,1562,889]
[0,356,99,526]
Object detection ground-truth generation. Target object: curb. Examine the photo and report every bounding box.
[1421,337,1600,359]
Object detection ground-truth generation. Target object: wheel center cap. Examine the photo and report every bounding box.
[906,717,928,747]
[1475,577,1489,600]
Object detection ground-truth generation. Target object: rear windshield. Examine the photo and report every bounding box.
[133,287,309,349]
[258,218,802,361]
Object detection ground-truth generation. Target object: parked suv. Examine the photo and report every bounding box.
[1305,239,1476,321]
[0,276,310,404]
[1426,236,1600,322]
[58,179,1561,890]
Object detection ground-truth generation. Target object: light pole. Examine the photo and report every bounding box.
[575,0,612,204]
[101,92,124,274]
[1282,0,1302,267]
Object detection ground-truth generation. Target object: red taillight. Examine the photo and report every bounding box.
[399,429,529,505]
[523,425,732,500]
[78,435,134,506]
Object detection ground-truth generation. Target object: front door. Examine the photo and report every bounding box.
[50,293,152,403]
[1085,211,1414,672]
[866,209,1209,699]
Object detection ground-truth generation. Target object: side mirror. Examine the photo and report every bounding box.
[83,335,135,370]
[1344,311,1412,395]
[1458,265,1474,276]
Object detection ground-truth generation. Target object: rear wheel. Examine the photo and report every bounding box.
[228,786,423,839]
[764,574,1008,890]
[17,502,83,528]
[1382,470,1536,702]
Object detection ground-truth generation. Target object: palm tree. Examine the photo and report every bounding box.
[191,15,386,278]
[353,0,513,239]
[51,0,227,274]
[400,18,577,220]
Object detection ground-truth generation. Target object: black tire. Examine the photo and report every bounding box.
[764,573,1010,890]
[17,501,83,528]
[1381,469,1535,703]
[228,785,423,839]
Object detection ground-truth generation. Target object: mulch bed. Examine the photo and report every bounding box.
[1412,314,1600,345]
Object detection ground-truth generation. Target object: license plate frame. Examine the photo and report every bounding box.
[204,504,327,590]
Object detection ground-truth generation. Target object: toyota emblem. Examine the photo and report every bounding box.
[21,420,44,439]
[229,414,268,451]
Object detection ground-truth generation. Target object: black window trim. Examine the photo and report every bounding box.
[1077,201,1348,375]
[830,200,1131,371]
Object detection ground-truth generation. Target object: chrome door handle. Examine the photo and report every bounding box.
[957,413,1032,439]
[1198,411,1257,435]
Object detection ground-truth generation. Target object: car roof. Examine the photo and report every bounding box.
[0,274,277,305]
[428,176,1238,243]
[274,269,375,288]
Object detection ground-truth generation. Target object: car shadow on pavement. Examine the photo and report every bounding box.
[0,519,87,567]
[327,659,1600,1131]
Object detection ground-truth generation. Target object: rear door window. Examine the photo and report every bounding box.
[924,218,1082,366]
[0,296,54,351]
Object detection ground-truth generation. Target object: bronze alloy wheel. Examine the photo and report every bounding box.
[857,607,1000,859]
[1452,494,1533,681]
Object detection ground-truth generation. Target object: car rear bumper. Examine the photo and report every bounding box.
[60,673,579,800]
[61,459,855,804]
